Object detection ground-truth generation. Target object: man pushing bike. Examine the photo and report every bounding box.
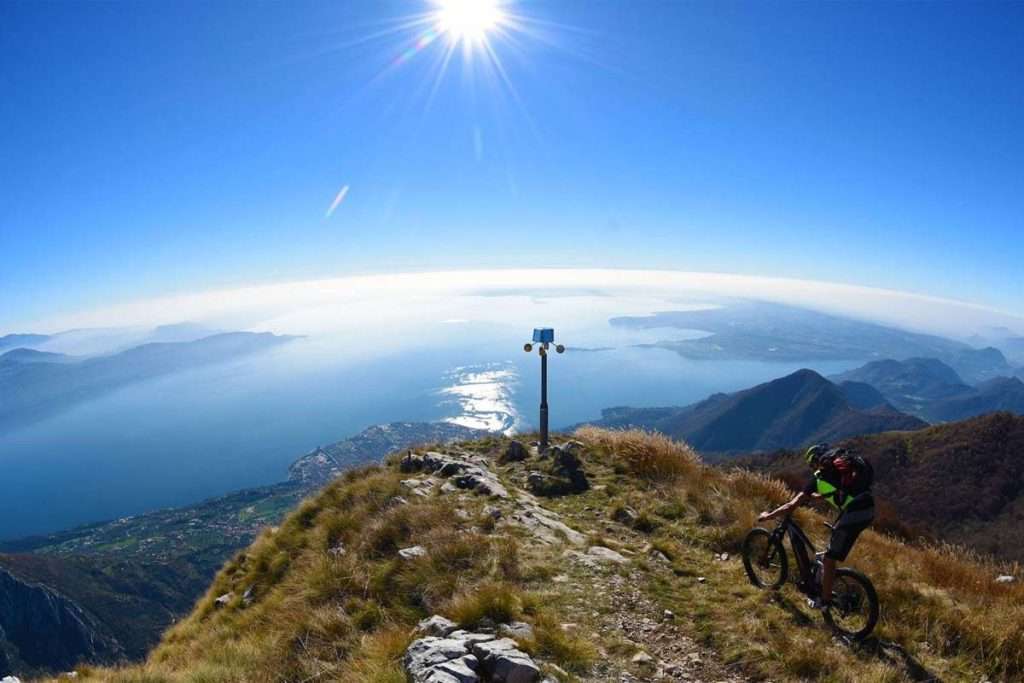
[758,443,875,610]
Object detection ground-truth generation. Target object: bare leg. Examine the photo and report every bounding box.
[822,557,836,604]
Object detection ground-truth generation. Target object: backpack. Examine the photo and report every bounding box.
[831,452,874,496]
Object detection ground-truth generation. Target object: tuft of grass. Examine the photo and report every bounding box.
[574,426,699,481]
[446,581,523,627]
[633,510,660,533]
[520,610,596,673]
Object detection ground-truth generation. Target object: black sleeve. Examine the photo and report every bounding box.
[802,477,817,496]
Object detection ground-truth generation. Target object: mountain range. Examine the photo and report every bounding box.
[0,331,296,432]
[585,368,926,455]
[833,357,1024,422]
[610,301,1017,383]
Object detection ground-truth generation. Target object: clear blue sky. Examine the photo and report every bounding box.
[2,0,1022,328]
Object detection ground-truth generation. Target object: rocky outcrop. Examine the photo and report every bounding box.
[0,567,122,675]
[508,493,586,547]
[526,442,589,496]
[400,451,508,499]
[404,617,545,683]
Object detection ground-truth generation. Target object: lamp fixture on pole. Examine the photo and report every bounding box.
[523,328,565,452]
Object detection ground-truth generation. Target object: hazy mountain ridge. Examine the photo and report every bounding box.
[0,348,72,364]
[0,331,297,432]
[833,357,1024,422]
[611,301,1013,383]
[0,334,51,352]
[584,369,926,454]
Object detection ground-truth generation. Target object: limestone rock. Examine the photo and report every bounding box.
[404,620,545,683]
[429,655,480,683]
[448,630,500,645]
[587,546,629,564]
[404,637,475,680]
[498,621,535,641]
[649,549,670,564]
[454,468,509,498]
[471,638,541,683]
[511,507,586,546]
[399,545,428,560]
[996,575,1017,583]
[417,615,458,637]
[403,451,508,498]
[402,478,434,497]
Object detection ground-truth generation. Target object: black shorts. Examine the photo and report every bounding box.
[826,506,874,561]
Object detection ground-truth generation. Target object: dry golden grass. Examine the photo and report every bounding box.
[574,425,700,481]
[55,429,1024,682]
[572,427,1024,681]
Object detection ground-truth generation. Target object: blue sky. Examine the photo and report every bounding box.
[2,0,1022,329]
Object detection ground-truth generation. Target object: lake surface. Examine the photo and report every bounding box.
[0,307,859,539]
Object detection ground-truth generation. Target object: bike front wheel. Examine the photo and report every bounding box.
[742,528,788,589]
[823,567,879,640]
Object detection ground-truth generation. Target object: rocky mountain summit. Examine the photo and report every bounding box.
[52,428,1024,682]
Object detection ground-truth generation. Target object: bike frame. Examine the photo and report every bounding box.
[772,514,819,593]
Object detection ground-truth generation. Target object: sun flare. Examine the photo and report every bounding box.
[433,0,506,45]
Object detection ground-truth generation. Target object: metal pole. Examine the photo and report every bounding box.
[540,346,549,451]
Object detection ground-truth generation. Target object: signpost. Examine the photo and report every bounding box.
[523,328,565,452]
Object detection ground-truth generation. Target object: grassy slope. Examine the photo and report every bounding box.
[62,430,1023,682]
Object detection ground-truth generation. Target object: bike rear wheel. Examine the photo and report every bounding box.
[823,567,879,640]
[742,528,788,589]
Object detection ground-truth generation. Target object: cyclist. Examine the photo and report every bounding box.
[758,443,875,610]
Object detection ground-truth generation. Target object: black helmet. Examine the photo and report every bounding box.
[804,443,830,466]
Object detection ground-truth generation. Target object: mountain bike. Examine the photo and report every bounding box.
[742,512,879,640]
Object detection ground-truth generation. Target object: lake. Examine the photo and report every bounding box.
[3,281,875,541]
[0,323,859,539]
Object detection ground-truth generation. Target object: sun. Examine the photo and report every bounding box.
[433,0,506,45]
